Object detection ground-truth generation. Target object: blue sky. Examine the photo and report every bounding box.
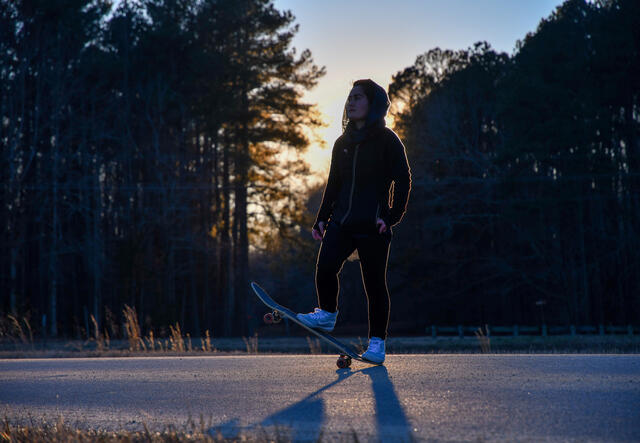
[271,0,566,174]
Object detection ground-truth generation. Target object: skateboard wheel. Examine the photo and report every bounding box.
[337,355,352,369]
[263,312,274,324]
[272,311,282,323]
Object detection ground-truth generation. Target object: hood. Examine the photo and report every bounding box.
[342,79,391,134]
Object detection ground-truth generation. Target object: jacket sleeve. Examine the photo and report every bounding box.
[313,140,342,230]
[382,132,411,228]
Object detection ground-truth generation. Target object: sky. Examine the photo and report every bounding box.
[271,0,566,177]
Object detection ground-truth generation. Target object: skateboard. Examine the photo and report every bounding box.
[251,281,381,368]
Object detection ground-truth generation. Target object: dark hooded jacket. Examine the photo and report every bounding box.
[313,79,411,234]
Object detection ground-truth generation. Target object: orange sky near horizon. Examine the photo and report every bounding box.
[273,0,565,180]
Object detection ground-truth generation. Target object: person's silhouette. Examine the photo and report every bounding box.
[297,79,412,363]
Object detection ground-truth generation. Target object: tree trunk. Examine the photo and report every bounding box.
[577,196,590,324]
[10,248,17,314]
[92,167,102,329]
[223,134,234,336]
[50,134,59,338]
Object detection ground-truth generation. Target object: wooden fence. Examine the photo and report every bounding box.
[428,325,638,338]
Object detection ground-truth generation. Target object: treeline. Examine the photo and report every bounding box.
[2,0,639,341]
[385,0,639,329]
[0,0,325,338]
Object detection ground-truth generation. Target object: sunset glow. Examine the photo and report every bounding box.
[274,0,565,176]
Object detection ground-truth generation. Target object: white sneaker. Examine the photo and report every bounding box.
[296,308,338,332]
[362,336,385,363]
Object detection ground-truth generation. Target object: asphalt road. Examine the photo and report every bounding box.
[1,354,639,442]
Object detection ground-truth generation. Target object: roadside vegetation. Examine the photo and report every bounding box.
[1,310,639,358]
[1,417,367,442]
[2,418,234,442]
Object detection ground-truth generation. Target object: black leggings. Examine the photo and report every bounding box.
[315,222,392,340]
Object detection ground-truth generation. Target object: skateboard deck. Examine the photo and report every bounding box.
[251,281,381,368]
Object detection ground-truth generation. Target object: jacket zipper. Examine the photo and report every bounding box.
[340,143,360,224]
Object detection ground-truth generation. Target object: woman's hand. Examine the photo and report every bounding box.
[376,218,387,234]
[312,221,326,241]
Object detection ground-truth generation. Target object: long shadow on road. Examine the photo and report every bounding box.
[363,365,412,441]
[209,364,411,441]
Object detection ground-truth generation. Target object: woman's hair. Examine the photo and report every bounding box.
[342,79,391,132]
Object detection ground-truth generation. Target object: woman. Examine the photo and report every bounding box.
[296,79,411,363]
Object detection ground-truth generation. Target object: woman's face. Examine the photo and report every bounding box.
[346,85,369,122]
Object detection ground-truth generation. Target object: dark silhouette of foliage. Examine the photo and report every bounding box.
[1,0,638,338]
[0,0,325,337]
[388,0,639,329]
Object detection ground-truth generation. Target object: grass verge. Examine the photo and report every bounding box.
[1,334,639,358]
[1,416,367,442]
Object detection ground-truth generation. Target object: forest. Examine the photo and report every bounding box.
[1,0,638,340]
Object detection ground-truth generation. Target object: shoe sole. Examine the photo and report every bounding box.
[362,353,385,364]
[296,316,335,332]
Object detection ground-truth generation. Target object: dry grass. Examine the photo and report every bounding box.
[353,337,366,355]
[306,336,322,354]
[0,416,370,442]
[0,416,310,442]
[0,307,227,357]
[2,309,639,357]
[169,323,185,351]
[145,329,157,351]
[243,333,259,354]
[89,314,109,352]
[474,325,491,353]
[1,314,34,349]
[123,305,146,352]
[201,330,214,352]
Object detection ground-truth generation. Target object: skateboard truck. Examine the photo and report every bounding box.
[263,310,282,324]
[337,354,352,368]
[263,311,354,368]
